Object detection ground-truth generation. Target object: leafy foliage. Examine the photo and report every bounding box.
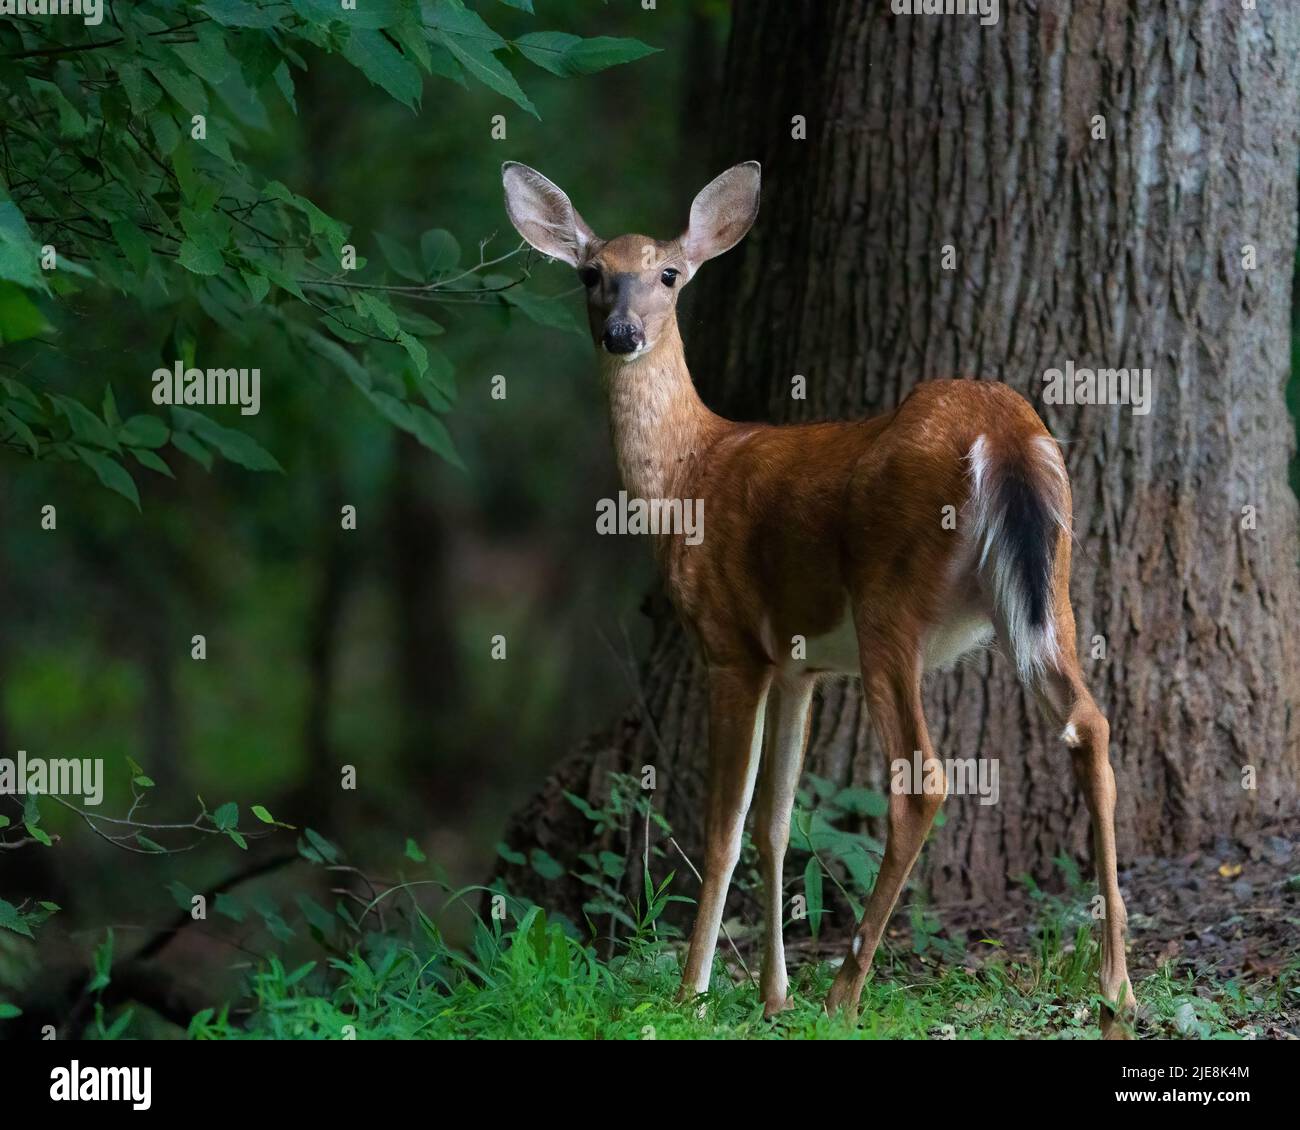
[0,0,657,500]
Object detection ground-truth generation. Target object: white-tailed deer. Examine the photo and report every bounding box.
[503,160,1136,1038]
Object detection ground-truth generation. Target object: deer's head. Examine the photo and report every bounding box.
[502,161,760,363]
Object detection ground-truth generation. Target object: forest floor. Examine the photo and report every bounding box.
[27,817,1293,1041]
[925,816,1297,1020]
[173,817,1298,1041]
[825,814,1300,1039]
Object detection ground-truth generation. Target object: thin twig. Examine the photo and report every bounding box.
[668,835,756,988]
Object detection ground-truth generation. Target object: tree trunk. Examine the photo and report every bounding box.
[498,0,1300,924]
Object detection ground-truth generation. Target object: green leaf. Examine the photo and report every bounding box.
[497,0,534,11]
[293,0,404,26]
[54,396,119,450]
[0,899,34,939]
[529,848,564,880]
[120,415,170,449]
[375,232,422,282]
[149,110,181,156]
[167,881,198,911]
[0,1002,22,1019]
[121,431,171,475]
[513,32,660,78]
[251,805,275,824]
[24,823,52,847]
[404,837,426,863]
[297,327,372,391]
[1,408,39,455]
[397,330,428,376]
[170,431,213,470]
[135,834,166,853]
[498,281,583,335]
[263,181,348,257]
[102,385,121,430]
[172,408,283,472]
[87,930,114,993]
[408,405,463,468]
[242,270,270,303]
[118,63,163,117]
[356,291,400,338]
[414,345,455,410]
[496,842,526,866]
[212,801,239,831]
[178,239,225,276]
[342,28,422,110]
[174,23,238,86]
[303,827,340,864]
[0,201,48,292]
[295,893,333,936]
[431,27,538,118]
[420,229,460,276]
[199,0,281,28]
[0,282,51,343]
[146,63,208,115]
[74,448,140,510]
[214,892,245,922]
[227,829,248,850]
[110,220,152,278]
[30,79,87,139]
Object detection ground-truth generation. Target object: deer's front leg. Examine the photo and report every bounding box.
[677,664,772,1005]
[753,677,815,1016]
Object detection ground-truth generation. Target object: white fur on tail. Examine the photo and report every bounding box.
[965,434,1070,686]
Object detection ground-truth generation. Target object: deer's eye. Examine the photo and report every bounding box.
[661,268,680,288]
[579,266,600,288]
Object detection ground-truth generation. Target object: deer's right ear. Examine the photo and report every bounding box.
[501,162,597,268]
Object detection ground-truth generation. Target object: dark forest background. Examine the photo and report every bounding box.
[0,0,726,1002]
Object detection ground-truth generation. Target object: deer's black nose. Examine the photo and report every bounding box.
[602,321,644,355]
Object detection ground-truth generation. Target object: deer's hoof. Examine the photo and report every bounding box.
[762,995,794,1019]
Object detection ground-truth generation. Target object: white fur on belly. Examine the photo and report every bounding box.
[782,606,993,678]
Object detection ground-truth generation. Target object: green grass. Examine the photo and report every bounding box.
[179,903,1280,1041]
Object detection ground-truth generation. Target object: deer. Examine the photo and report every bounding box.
[502,159,1137,1039]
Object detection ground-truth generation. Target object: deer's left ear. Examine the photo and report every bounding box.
[682,161,760,275]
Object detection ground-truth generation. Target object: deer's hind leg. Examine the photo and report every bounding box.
[1033,604,1136,1039]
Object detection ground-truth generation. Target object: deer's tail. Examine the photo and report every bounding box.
[965,433,1071,686]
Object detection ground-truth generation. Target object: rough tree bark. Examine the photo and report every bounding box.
[498,1,1300,921]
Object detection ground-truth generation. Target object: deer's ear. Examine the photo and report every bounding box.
[501,162,598,268]
[683,161,760,274]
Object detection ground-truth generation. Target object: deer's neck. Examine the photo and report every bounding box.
[601,321,721,503]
